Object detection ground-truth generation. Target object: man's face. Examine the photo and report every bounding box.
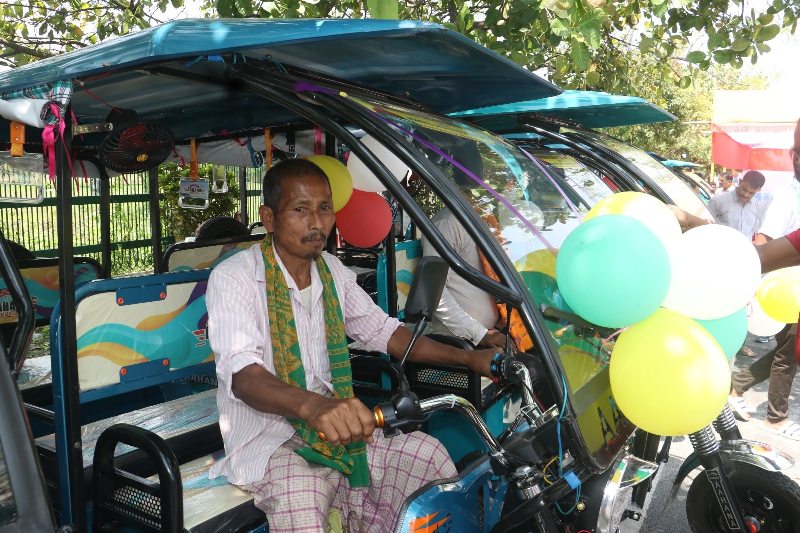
[735,180,761,204]
[260,173,335,261]
[721,178,733,190]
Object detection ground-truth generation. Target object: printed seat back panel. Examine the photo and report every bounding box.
[0,259,101,325]
[165,235,263,272]
[54,271,213,393]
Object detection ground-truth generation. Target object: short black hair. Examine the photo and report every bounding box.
[741,170,766,189]
[261,159,330,211]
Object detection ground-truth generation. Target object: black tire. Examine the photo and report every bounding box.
[686,461,800,533]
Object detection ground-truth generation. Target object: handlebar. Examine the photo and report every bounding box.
[373,351,541,468]
[374,394,504,456]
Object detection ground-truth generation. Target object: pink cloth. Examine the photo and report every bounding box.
[206,244,401,485]
[243,431,456,533]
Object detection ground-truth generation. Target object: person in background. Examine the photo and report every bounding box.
[728,119,800,440]
[716,172,735,194]
[707,170,769,240]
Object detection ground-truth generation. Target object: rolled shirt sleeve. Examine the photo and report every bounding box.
[207,264,270,401]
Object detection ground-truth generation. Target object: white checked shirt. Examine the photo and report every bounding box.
[206,244,401,485]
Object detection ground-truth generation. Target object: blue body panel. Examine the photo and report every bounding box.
[453,89,676,129]
[394,456,507,533]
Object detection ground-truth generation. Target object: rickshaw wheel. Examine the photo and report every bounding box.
[686,461,800,533]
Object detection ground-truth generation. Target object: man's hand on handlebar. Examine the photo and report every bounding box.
[478,328,506,349]
[299,395,376,446]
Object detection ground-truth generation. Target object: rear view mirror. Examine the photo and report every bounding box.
[404,256,449,324]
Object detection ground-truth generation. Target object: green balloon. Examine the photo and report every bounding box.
[695,307,748,361]
[556,214,671,328]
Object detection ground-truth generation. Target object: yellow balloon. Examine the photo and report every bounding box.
[584,191,681,249]
[609,308,730,436]
[755,267,800,324]
[514,249,557,277]
[306,155,353,212]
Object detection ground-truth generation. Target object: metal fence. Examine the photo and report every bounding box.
[0,173,169,275]
[0,166,266,276]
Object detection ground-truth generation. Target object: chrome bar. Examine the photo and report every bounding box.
[419,394,502,455]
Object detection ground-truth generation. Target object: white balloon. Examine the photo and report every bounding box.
[663,224,761,320]
[747,298,787,336]
[346,135,410,192]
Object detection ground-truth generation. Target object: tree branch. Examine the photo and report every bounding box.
[0,38,52,59]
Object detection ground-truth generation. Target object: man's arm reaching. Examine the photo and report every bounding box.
[231,364,376,447]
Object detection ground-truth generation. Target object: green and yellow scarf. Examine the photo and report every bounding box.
[262,236,370,487]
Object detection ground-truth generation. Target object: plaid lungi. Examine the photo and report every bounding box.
[242,431,456,533]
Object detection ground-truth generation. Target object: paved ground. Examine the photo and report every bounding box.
[620,334,800,532]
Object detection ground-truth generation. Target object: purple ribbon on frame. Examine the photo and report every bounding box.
[293,84,556,251]
[370,114,556,252]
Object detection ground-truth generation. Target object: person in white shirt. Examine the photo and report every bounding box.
[207,159,497,531]
[707,170,769,239]
[422,208,506,348]
[715,172,735,195]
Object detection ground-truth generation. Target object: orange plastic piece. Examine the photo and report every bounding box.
[10,122,24,157]
[116,297,124,305]
[119,368,128,376]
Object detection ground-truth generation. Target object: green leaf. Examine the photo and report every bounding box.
[570,39,591,72]
[707,30,728,49]
[713,49,734,64]
[216,0,236,17]
[549,17,571,38]
[235,0,254,16]
[686,50,706,63]
[754,24,781,42]
[367,0,399,19]
[577,11,604,49]
[731,37,750,51]
[678,76,692,89]
[585,70,601,86]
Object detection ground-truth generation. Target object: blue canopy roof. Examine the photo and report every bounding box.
[661,159,703,168]
[0,19,560,142]
[451,90,675,129]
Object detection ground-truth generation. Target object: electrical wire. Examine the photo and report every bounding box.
[542,456,558,485]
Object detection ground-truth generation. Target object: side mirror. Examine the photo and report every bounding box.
[404,256,449,324]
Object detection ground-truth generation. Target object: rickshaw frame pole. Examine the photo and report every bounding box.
[238,167,248,226]
[148,167,162,273]
[52,104,87,530]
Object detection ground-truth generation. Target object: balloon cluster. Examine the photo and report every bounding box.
[306,142,404,248]
[556,192,760,436]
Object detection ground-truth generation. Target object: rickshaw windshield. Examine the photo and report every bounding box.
[349,97,616,407]
[529,149,615,206]
[574,130,712,219]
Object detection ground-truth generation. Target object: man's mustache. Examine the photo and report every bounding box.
[302,231,327,242]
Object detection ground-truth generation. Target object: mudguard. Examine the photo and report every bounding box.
[672,439,794,489]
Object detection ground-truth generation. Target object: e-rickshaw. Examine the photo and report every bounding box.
[0,18,798,533]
